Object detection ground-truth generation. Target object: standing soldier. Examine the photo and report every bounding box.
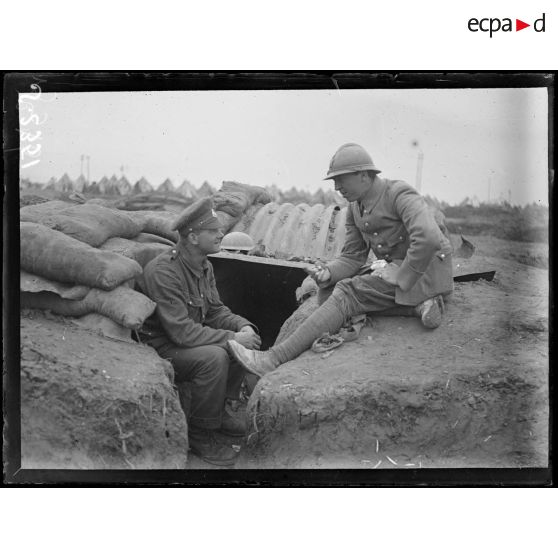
[228,143,454,376]
[137,197,261,466]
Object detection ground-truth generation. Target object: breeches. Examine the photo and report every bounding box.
[155,343,245,429]
[318,275,402,317]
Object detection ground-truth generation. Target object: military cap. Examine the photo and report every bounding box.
[171,197,223,232]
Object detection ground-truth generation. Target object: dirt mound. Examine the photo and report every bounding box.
[239,251,548,469]
[20,311,188,469]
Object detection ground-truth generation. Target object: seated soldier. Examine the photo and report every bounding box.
[227,143,454,377]
[136,197,261,467]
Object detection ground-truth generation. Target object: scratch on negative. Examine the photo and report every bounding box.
[331,77,341,96]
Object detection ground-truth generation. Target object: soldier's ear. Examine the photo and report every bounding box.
[187,231,200,245]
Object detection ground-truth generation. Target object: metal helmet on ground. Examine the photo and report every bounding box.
[324,143,381,180]
[221,231,255,252]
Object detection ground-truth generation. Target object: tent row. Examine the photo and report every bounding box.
[21,174,214,199]
[20,174,346,207]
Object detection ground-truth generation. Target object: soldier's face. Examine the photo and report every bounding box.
[195,228,224,254]
[333,172,371,202]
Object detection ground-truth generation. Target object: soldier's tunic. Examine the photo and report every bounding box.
[321,177,453,315]
[137,244,255,429]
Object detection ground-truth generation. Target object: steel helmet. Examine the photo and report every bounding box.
[324,143,381,180]
[221,231,255,252]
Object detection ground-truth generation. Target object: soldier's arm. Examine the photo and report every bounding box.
[144,264,236,348]
[324,205,369,285]
[392,185,441,291]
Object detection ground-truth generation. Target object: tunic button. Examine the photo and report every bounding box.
[201,294,204,298]
[399,236,403,240]
[440,254,445,259]
[373,232,378,236]
[377,244,382,248]
[364,223,369,227]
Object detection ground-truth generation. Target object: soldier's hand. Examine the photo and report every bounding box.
[305,264,331,285]
[234,329,262,349]
[371,262,400,286]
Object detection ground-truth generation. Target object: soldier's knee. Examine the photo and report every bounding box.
[317,285,334,305]
[203,346,230,377]
[332,280,353,299]
[330,283,356,316]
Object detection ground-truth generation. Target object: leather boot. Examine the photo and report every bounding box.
[227,340,280,378]
[415,295,445,329]
[188,426,238,467]
[219,404,247,437]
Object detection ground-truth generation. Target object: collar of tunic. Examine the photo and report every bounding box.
[176,242,210,279]
[357,176,388,216]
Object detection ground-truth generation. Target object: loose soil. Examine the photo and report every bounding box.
[236,233,549,468]
[20,310,188,469]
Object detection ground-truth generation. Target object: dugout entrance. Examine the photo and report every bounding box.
[209,252,308,350]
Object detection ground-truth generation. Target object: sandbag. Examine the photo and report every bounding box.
[21,285,157,329]
[213,181,272,232]
[85,198,118,208]
[21,222,143,290]
[21,291,90,317]
[132,232,175,247]
[126,211,179,242]
[70,313,133,343]
[84,287,157,328]
[100,237,170,268]
[213,181,271,217]
[20,200,74,222]
[37,204,143,247]
[20,271,90,300]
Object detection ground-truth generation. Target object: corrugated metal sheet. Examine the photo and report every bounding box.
[231,202,348,261]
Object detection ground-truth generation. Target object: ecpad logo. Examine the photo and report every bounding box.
[468,13,546,37]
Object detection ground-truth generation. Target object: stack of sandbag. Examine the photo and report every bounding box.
[212,181,272,231]
[20,202,144,246]
[19,202,176,341]
[21,280,156,334]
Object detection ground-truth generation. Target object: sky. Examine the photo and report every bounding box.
[19,87,550,206]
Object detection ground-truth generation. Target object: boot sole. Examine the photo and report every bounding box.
[218,429,246,438]
[189,447,237,467]
[227,341,265,378]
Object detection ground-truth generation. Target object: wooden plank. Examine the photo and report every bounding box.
[209,251,309,269]
[453,271,496,282]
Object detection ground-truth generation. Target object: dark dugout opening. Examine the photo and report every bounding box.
[209,252,308,350]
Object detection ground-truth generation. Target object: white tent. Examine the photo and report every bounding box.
[133,176,154,194]
[117,175,133,195]
[74,174,88,193]
[105,174,121,196]
[177,179,197,198]
[42,177,57,190]
[55,173,74,193]
[157,178,175,192]
[197,181,215,197]
[96,176,110,194]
